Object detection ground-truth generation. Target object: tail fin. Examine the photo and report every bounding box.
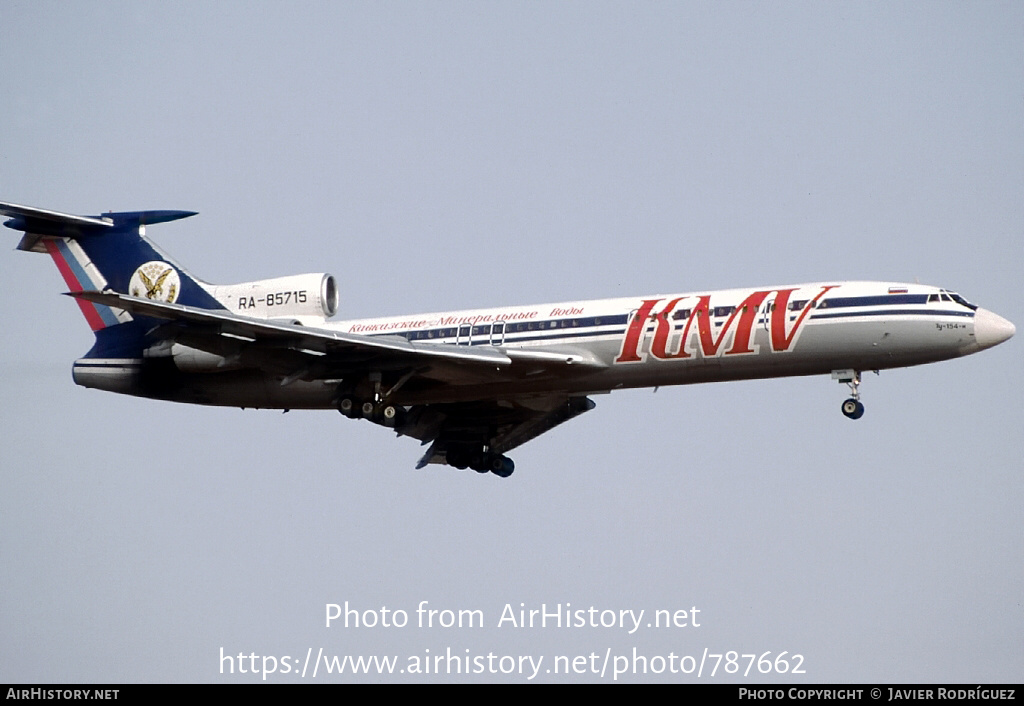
[2,201,221,332]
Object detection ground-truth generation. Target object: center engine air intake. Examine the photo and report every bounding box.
[210,273,339,319]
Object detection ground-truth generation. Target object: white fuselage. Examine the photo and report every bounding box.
[72,280,1009,409]
[328,281,989,401]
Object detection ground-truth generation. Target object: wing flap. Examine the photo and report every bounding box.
[503,348,607,369]
[414,395,597,468]
[489,395,596,454]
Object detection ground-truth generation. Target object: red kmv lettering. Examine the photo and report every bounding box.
[615,299,663,363]
[614,285,838,364]
[675,290,770,358]
[769,285,838,351]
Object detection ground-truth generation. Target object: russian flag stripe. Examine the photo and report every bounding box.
[44,239,118,331]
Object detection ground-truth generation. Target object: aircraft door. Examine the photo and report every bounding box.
[491,321,505,346]
[457,324,472,346]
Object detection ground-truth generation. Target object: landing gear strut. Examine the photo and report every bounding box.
[833,369,865,420]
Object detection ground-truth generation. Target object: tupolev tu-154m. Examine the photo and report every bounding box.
[4,200,1015,477]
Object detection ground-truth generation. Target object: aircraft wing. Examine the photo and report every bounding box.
[70,290,513,367]
[71,289,607,376]
[70,291,606,466]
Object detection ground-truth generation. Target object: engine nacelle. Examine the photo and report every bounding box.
[169,343,239,373]
[210,273,338,320]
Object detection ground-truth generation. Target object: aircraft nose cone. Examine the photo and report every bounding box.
[974,308,1015,350]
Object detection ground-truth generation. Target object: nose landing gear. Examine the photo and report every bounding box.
[833,369,866,420]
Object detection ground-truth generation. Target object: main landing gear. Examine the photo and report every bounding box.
[445,445,515,478]
[337,395,403,427]
[832,369,865,420]
[337,372,408,428]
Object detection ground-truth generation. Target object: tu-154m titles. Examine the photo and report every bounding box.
[4,201,1014,477]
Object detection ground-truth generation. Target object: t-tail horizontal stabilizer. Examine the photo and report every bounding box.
[1,200,196,252]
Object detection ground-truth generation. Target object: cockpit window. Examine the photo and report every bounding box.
[948,292,978,310]
[938,289,978,310]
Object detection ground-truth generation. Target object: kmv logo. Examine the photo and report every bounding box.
[615,285,838,364]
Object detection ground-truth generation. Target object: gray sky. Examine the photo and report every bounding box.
[1,1,1021,683]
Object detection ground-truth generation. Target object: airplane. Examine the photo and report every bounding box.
[3,200,1015,478]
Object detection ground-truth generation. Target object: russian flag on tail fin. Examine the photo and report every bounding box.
[42,236,126,331]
